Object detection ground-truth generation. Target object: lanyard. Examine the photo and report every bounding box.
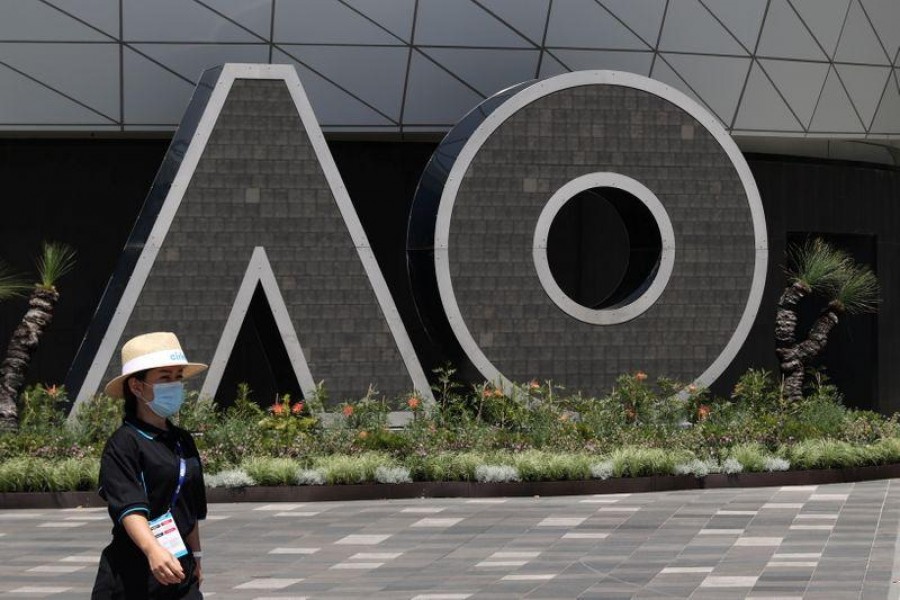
[169,442,186,511]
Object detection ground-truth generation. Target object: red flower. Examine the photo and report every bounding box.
[342,404,354,417]
[687,384,698,394]
[270,403,284,415]
[291,402,304,415]
[407,396,420,410]
[482,388,492,398]
[634,371,648,382]
[529,380,541,390]
[697,404,711,420]
[46,384,60,398]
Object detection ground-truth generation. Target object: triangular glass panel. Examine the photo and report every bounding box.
[478,0,551,46]
[123,0,260,42]
[663,54,752,126]
[0,63,114,124]
[597,0,667,48]
[0,42,119,121]
[702,0,768,52]
[870,71,900,133]
[809,66,865,132]
[0,0,109,41]
[273,49,395,126]
[659,0,746,54]
[402,51,485,125]
[790,0,850,58]
[733,62,804,131]
[415,0,532,47]
[44,0,119,38]
[421,48,540,97]
[835,63,892,127]
[539,52,570,78]
[650,56,711,117]
[758,59,830,127]
[545,0,649,50]
[274,0,402,44]
[757,0,827,61]
[132,44,268,85]
[833,0,891,64]
[344,0,416,42]
[201,0,272,39]
[123,47,196,124]
[216,284,305,409]
[551,50,653,77]
[279,45,408,122]
[861,0,900,67]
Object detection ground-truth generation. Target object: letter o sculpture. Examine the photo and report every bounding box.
[408,71,767,394]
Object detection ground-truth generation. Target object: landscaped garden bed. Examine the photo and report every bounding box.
[1,367,899,509]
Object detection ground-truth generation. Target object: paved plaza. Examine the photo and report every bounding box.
[0,480,898,599]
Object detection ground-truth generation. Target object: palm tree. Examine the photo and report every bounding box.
[776,238,879,402]
[0,242,76,430]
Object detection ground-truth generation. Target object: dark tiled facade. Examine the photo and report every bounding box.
[449,85,757,392]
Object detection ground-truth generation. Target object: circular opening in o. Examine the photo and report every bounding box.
[546,186,663,310]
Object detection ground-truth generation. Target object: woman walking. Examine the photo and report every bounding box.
[91,332,208,599]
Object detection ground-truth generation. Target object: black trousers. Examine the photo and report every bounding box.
[91,541,201,600]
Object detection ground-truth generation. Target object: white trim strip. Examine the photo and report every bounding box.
[200,247,316,401]
[122,349,187,375]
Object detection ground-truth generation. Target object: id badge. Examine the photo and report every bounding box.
[148,511,188,558]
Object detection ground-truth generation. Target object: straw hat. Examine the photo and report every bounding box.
[104,332,208,398]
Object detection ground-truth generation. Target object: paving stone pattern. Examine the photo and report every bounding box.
[0,481,897,599]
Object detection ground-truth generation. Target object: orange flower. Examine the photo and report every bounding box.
[407,396,420,410]
[291,402,304,415]
[634,371,648,382]
[270,403,284,415]
[697,404,711,420]
[492,388,504,398]
[687,384,698,394]
[358,430,368,439]
[342,404,354,417]
[46,384,59,398]
[482,388,492,398]
[529,380,541,390]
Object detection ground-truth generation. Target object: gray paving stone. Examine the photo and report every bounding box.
[0,480,898,598]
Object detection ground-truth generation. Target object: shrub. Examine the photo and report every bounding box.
[313,452,391,484]
[205,469,256,488]
[374,465,412,484]
[721,457,743,474]
[726,443,770,472]
[411,452,487,482]
[781,439,868,470]
[242,457,300,486]
[70,393,123,445]
[19,385,68,433]
[591,461,614,480]
[673,458,717,477]
[474,464,519,483]
[607,447,694,478]
[763,457,790,472]
[511,450,592,481]
[296,469,326,486]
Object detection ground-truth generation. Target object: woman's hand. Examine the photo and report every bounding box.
[146,546,185,585]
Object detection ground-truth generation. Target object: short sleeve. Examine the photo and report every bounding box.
[98,429,150,524]
[183,431,207,521]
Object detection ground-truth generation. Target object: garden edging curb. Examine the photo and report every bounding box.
[2,463,899,510]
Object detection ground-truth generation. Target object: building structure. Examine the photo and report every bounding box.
[0,0,898,411]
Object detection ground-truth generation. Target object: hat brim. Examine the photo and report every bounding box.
[103,363,208,399]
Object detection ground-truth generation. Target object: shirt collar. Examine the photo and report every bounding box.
[124,415,174,439]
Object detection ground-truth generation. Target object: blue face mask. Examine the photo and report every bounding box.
[144,381,185,418]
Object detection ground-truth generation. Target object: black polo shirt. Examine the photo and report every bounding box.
[98,416,207,543]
